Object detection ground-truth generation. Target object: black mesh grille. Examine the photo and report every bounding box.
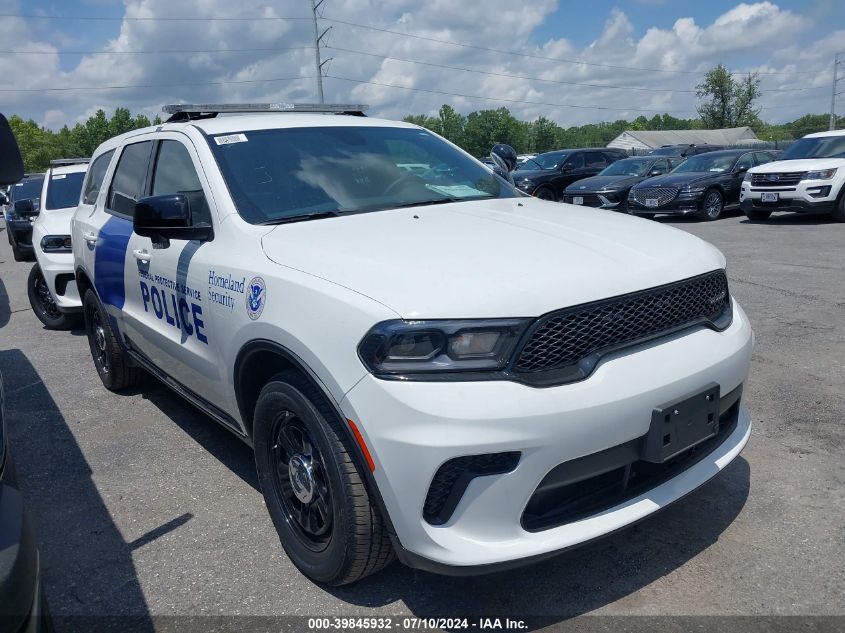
[423,452,520,524]
[630,187,678,206]
[514,271,730,379]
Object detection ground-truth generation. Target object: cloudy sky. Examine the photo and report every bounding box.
[1,0,842,130]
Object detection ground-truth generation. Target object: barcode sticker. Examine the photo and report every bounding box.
[214,133,248,145]
[52,174,67,180]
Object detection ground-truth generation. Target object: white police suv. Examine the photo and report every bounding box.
[71,103,753,585]
[28,159,93,329]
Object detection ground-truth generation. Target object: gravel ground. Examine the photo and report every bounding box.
[0,211,843,631]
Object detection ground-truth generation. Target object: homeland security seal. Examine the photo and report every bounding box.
[246,277,266,320]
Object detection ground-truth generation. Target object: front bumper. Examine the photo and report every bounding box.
[561,192,623,210]
[0,457,47,633]
[740,190,838,215]
[627,197,701,215]
[32,250,80,312]
[340,300,753,571]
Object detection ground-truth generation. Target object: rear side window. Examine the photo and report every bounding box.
[151,140,211,226]
[564,153,585,169]
[82,150,115,205]
[45,171,86,210]
[108,141,152,217]
[585,152,607,168]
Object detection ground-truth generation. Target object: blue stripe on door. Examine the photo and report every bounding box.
[94,215,133,309]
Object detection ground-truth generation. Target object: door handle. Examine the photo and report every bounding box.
[82,231,97,244]
[133,249,150,263]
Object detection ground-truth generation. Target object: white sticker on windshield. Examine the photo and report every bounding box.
[52,174,67,180]
[214,133,248,145]
[426,184,489,198]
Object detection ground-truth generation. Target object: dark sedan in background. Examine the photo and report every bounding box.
[561,156,683,211]
[5,174,44,262]
[513,147,628,201]
[627,149,776,220]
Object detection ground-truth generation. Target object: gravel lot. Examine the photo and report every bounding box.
[1,211,843,630]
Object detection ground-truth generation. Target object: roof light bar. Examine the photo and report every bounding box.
[50,158,90,166]
[162,103,368,115]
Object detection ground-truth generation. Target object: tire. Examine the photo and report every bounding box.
[832,192,845,222]
[744,207,772,221]
[534,186,556,201]
[11,237,24,262]
[253,370,395,585]
[27,264,78,330]
[82,288,144,391]
[698,189,724,221]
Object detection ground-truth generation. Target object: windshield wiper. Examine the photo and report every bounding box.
[260,210,342,225]
[391,197,470,209]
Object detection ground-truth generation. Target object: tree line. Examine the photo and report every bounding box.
[7,64,839,170]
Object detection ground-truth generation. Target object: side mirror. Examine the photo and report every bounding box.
[649,169,664,176]
[0,114,24,187]
[489,143,518,173]
[735,167,748,175]
[14,198,36,215]
[134,194,213,246]
[561,163,573,172]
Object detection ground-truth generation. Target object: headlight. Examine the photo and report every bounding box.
[677,185,707,198]
[803,168,837,180]
[40,234,72,252]
[517,179,534,189]
[358,319,529,378]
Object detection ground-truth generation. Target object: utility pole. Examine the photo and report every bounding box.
[831,53,843,131]
[309,0,332,103]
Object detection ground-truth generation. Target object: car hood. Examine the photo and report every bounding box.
[634,172,720,188]
[32,206,75,234]
[749,158,845,173]
[513,169,556,181]
[566,175,642,192]
[260,198,725,319]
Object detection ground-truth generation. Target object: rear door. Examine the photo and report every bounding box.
[729,152,754,203]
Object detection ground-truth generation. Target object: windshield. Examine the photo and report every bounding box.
[520,152,567,171]
[780,135,845,160]
[10,178,43,203]
[207,125,515,223]
[649,147,682,156]
[599,158,651,177]
[45,171,85,210]
[671,153,736,173]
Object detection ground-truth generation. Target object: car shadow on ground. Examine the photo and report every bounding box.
[0,349,157,633]
[133,380,751,624]
[738,213,834,226]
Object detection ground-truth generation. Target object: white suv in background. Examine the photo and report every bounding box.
[28,159,90,329]
[741,129,845,222]
[71,103,753,585]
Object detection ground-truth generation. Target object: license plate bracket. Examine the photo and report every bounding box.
[645,198,659,208]
[573,196,583,205]
[642,383,720,463]
[761,192,778,202]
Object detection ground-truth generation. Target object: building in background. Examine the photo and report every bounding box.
[607,127,761,151]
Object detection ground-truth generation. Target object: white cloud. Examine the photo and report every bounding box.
[0,0,837,130]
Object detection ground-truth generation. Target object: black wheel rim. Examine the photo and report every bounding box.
[89,305,110,375]
[32,270,62,320]
[704,192,722,218]
[269,410,333,552]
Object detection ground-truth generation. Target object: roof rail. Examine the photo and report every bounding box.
[162,103,369,122]
[50,158,91,166]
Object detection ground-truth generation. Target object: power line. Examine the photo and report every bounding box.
[326,75,697,115]
[323,17,825,78]
[0,47,313,55]
[0,13,311,21]
[328,45,827,94]
[0,75,313,92]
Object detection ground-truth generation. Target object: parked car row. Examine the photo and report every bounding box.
[513,132,845,222]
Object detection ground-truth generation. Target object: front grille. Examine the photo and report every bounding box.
[423,452,520,525]
[751,172,804,186]
[630,187,678,206]
[513,271,731,384]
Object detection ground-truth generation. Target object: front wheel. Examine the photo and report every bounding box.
[253,370,394,585]
[27,264,78,330]
[534,186,556,201]
[698,189,724,221]
[83,288,144,390]
[832,192,845,222]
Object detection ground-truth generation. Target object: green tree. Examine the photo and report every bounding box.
[530,116,561,153]
[696,64,761,128]
[436,104,465,146]
[462,108,528,156]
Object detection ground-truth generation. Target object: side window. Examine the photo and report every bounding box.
[668,158,683,170]
[82,150,115,205]
[150,140,211,226]
[652,159,669,174]
[735,153,754,171]
[564,153,585,169]
[754,152,773,166]
[107,141,153,218]
[585,152,607,168]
